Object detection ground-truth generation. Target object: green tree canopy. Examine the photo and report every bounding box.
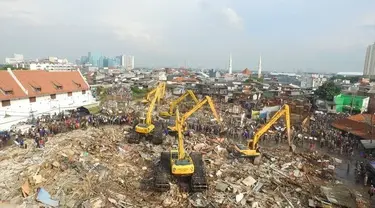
[315,81,341,101]
[0,65,13,70]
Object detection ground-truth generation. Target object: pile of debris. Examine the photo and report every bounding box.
[0,126,366,207]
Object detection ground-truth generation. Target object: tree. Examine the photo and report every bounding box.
[315,81,341,101]
[0,65,13,70]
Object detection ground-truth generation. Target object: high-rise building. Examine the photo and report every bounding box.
[117,55,134,70]
[363,43,375,76]
[126,55,135,70]
[118,55,126,67]
[258,56,262,79]
[104,57,121,68]
[80,56,88,65]
[88,52,103,67]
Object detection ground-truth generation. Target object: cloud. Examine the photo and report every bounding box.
[221,8,243,29]
[0,0,42,24]
[308,12,375,52]
[0,0,374,72]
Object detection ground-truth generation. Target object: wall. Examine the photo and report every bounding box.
[0,90,96,130]
[368,97,375,114]
[28,63,75,70]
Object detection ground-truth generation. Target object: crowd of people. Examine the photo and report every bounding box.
[0,108,139,149]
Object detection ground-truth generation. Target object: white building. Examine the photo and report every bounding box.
[26,61,76,70]
[48,57,69,64]
[300,74,328,89]
[5,54,24,64]
[0,69,96,130]
[364,42,375,76]
[311,74,328,88]
[119,55,135,70]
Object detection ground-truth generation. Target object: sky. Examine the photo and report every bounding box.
[1,0,375,72]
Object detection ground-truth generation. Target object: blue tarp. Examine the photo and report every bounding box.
[36,188,59,207]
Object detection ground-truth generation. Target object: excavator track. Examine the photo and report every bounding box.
[154,152,170,192]
[190,152,207,192]
[151,127,165,145]
[128,133,140,144]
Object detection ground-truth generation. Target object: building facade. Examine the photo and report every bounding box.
[0,70,96,130]
[25,62,76,70]
[88,52,103,67]
[120,55,135,70]
[300,74,327,89]
[363,43,375,76]
[5,54,24,64]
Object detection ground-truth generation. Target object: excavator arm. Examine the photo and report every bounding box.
[175,109,186,160]
[143,82,166,103]
[145,87,161,125]
[248,104,291,150]
[181,96,221,126]
[146,88,157,102]
[169,90,199,115]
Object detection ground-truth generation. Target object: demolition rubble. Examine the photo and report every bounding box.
[0,125,366,207]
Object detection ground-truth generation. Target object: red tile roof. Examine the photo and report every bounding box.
[172,77,198,83]
[332,114,375,140]
[0,71,27,100]
[0,70,89,101]
[242,68,251,75]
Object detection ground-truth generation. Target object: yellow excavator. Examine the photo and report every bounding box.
[167,95,221,132]
[141,82,166,104]
[159,90,199,118]
[130,86,165,144]
[230,104,291,164]
[154,108,207,192]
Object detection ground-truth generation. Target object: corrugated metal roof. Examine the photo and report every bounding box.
[332,114,375,140]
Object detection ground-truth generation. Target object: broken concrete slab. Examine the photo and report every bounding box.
[236,193,244,203]
[215,181,229,192]
[242,176,257,187]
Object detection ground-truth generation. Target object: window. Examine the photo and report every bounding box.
[30,82,42,93]
[29,97,36,103]
[52,81,63,90]
[0,88,13,95]
[50,94,56,99]
[1,100,10,107]
[68,92,72,97]
[82,90,86,94]
[73,81,82,88]
[4,90,13,95]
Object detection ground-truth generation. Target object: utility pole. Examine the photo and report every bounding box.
[350,93,355,114]
[371,113,374,143]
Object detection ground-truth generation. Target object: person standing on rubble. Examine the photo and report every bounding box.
[369,185,375,199]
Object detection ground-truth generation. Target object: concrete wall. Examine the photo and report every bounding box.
[0,90,96,130]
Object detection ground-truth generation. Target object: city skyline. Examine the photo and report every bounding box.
[1,0,375,72]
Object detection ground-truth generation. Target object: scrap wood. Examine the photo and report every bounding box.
[21,181,30,197]
[279,191,294,208]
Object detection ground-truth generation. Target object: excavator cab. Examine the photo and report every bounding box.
[139,117,146,124]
